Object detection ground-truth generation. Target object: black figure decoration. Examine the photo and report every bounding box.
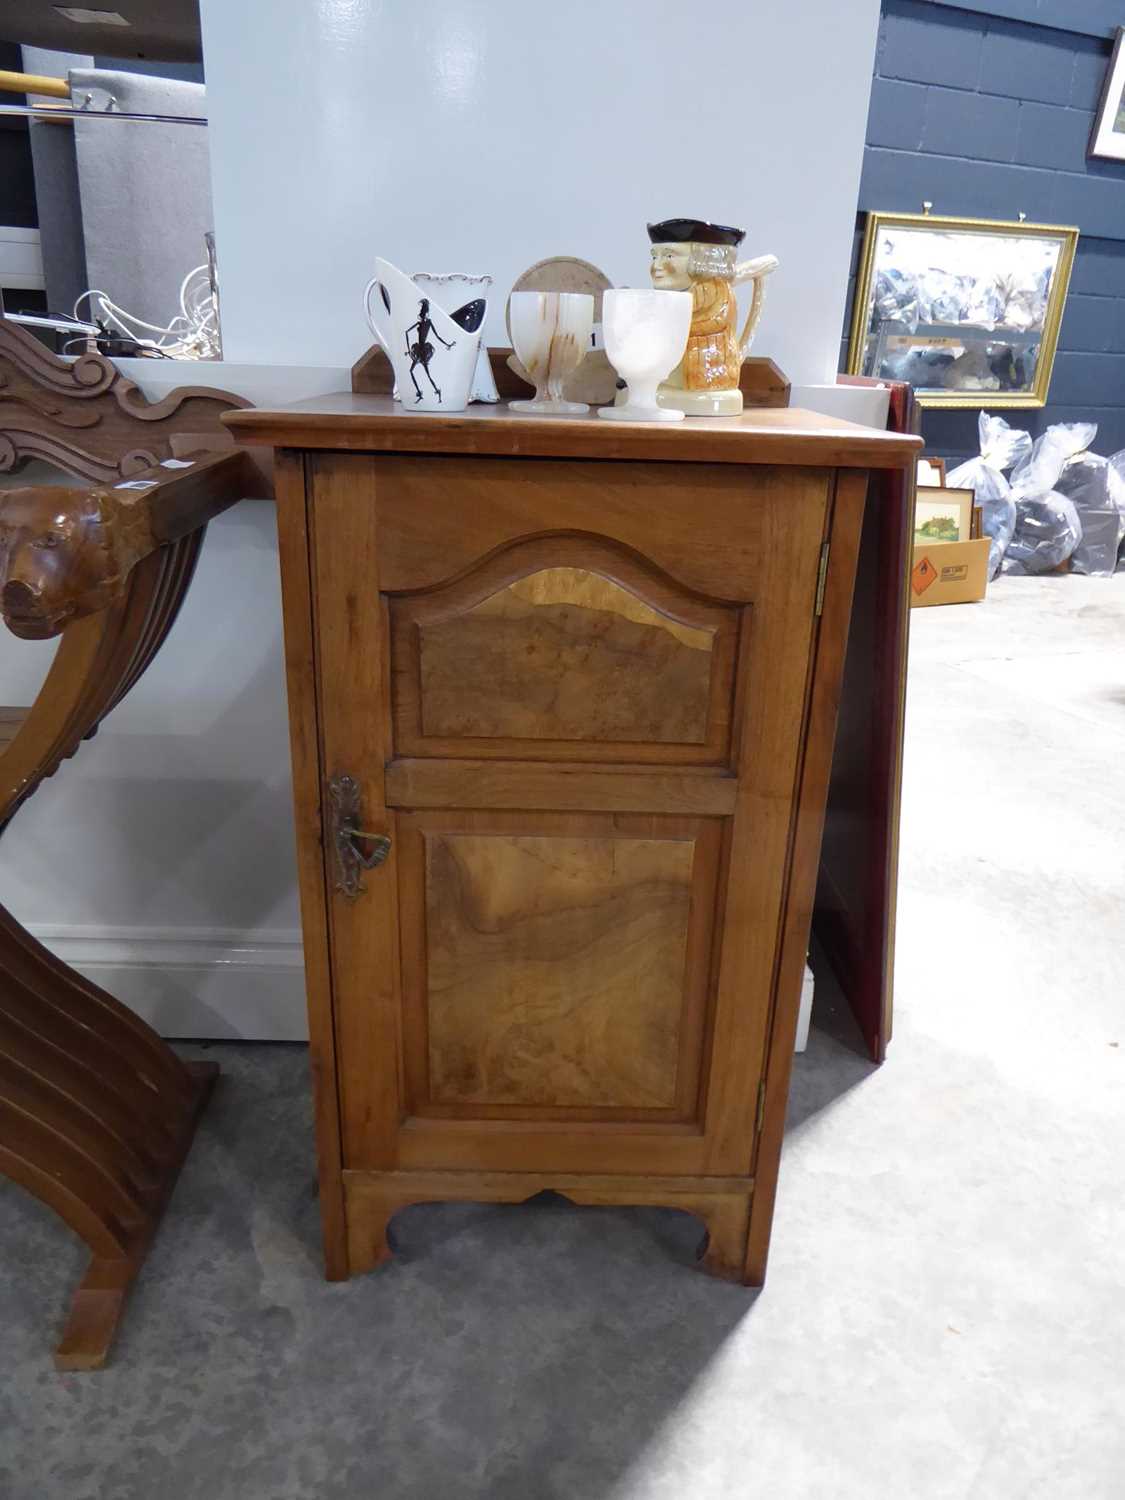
[404,298,453,404]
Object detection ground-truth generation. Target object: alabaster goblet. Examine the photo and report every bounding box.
[508,291,594,415]
[598,289,692,422]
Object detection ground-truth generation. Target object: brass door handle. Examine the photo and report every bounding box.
[328,773,390,899]
[340,825,391,870]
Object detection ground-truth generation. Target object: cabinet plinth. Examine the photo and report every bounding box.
[223,395,919,1286]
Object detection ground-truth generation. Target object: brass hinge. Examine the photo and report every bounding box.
[814,541,830,618]
[756,1079,767,1134]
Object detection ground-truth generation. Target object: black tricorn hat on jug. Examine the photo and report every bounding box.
[647,218,746,247]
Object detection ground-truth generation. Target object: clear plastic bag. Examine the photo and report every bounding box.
[1010,422,1097,502]
[1056,452,1125,577]
[1002,491,1082,574]
[946,414,1032,579]
[1000,423,1096,576]
[1107,451,1125,572]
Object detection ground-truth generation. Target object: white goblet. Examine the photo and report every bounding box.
[509,291,594,415]
[598,289,692,423]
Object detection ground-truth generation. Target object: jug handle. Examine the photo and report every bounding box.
[734,254,780,357]
[363,275,390,351]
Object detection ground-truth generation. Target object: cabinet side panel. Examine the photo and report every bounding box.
[745,467,871,1284]
[814,455,911,1062]
[272,449,348,1278]
[307,453,405,1170]
[700,469,832,1172]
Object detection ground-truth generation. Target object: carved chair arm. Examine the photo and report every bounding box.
[0,447,260,826]
[0,448,256,641]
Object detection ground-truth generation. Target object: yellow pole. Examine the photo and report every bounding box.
[0,70,71,100]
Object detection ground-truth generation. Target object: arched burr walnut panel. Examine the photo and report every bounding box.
[418,569,713,743]
[389,534,741,764]
[0,453,256,1368]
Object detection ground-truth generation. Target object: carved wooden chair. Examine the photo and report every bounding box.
[0,317,265,1367]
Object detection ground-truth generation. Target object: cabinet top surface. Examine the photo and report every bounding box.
[222,393,922,469]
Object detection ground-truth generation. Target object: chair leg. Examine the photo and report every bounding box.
[0,907,218,1370]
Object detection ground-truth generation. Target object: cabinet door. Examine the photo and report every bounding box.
[309,452,832,1176]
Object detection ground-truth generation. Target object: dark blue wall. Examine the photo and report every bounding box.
[0,43,37,230]
[845,0,1125,463]
[925,0,1121,43]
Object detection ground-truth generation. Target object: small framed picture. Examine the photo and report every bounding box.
[917,457,947,487]
[914,486,974,544]
[1090,28,1125,163]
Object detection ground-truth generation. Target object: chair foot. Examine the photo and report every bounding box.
[50,1060,218,1371]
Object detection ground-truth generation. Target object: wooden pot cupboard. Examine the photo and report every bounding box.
[226,396,920,1285]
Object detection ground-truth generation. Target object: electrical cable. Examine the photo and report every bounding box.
[72,263,221,361]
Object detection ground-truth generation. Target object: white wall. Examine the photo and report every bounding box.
[0,366,350,1038]
[0,2,882,1038]
[0,462,306,1037]
[200,0,881,388]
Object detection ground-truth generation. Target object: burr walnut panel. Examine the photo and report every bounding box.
[426,831,689,1108]
[398,810,722,1122]
[390,537,740,764]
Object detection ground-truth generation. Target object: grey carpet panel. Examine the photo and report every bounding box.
[70,68,212,332]
[21,47,92,318]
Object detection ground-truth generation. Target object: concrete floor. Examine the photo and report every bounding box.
[2,575,1124,1499]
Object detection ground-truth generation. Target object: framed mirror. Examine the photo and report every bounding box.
[0,51,217,363]
[848,212,1078,409]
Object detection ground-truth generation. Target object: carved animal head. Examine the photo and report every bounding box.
[0,484,154,640]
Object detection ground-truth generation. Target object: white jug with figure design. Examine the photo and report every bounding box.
[363,258,485,413]
[410,270,499,403]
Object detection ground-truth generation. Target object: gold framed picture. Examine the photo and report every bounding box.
[914,486,974,544]
[849,212,1078,409]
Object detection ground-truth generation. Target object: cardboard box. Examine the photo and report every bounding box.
[911,537,990,608]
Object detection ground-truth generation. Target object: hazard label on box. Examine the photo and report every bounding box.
[912,555,938,595]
